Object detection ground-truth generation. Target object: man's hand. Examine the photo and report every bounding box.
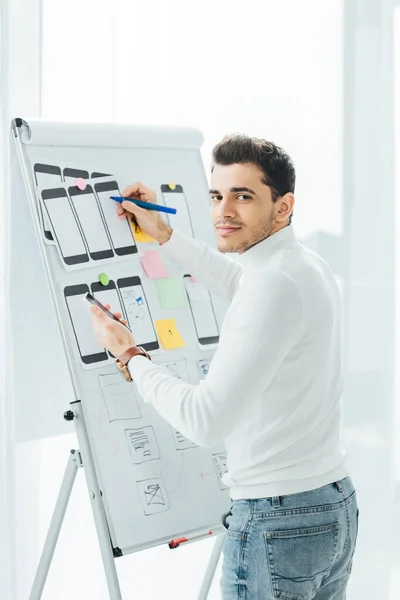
[117,181,172,245]
[90,304,135,358]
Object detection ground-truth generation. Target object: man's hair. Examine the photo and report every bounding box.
[211,134,295,224]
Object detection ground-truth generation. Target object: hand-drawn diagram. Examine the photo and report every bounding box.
[137,477,170,516]
[198,359,211,379]
[171,427,197,450]
[156,359,189,381]
[98,372,141,421]
[125,426,160,464]
[123,290,145,325]
[212,453,228,490]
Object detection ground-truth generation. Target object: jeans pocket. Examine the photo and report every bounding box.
[264,522,340,600]
[221,508,244,539]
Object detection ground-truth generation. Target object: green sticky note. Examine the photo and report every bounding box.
[155,278,186,310]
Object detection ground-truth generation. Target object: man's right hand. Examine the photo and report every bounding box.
[118,182,172,245]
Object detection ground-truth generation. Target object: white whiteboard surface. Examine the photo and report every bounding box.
[10,119,230,553]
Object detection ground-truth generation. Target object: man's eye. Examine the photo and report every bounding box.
[238,195,251,201]
[211,195,222,202]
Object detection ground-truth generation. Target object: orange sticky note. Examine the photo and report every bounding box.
[155,319,185,350]
[131,219,154,243]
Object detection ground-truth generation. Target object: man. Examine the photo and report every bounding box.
[91,134,359,599]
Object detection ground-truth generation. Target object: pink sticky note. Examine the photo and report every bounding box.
[140,250,168,279]
[76,177,87,191]
[191,277,198,283]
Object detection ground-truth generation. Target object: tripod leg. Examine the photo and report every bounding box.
[73,402,123,600]
[28,450,79,600]
[198,534,225,600]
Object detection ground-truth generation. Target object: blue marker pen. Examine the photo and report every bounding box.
[110,196,177,215]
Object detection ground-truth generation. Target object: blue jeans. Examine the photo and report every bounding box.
[220,477,359,600]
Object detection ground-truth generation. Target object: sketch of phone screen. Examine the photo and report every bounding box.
[91,280,128,357]
[64,284,109,365]
[117,276,159,351]
[160,184,194,238]
[183,274,219,345]
[91,172,112,178]
[94,180,138,256]
[34,163,63,241]
[63,167,89,182]
[68,184,114,261]
[41,188,89,266]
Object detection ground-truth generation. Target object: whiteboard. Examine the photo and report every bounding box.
[10,119,230,553]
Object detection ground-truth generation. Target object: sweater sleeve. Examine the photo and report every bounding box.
[160,229,243,302]
[128,268,304,447]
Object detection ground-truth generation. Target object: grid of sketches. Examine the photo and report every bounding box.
[171,428,197,450]
[137,477,170,516]
[98,372,141,421]
[65,275,159,369]
[212,453,228,490]
[125,426,160,464]
[33,164,137,270]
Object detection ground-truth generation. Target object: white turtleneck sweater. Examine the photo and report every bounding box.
[129,226,349,498]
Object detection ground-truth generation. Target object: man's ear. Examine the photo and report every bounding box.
[276,193,295,223]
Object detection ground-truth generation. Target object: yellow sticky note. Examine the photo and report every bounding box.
[155,319,185,350]
[131,219,155,243]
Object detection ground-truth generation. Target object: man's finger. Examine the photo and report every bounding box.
[114,312,122,320]
[122,182,142,197]
[122,182,155,201]
[90,305,106,320]
[121,202,148,219]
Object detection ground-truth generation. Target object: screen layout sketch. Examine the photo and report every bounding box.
[183,275,219,345]
[39,178,137,269]
[65,277,159,368]
[161,184,194,238]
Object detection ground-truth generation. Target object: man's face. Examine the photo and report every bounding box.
[210,163,277,254]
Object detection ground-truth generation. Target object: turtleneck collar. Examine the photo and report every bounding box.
[237,225,298,269]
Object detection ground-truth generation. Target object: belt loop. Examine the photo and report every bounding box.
[334,481,343,493]
[271,496,282,508]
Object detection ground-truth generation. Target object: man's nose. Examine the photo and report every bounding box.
[217,197,236,219]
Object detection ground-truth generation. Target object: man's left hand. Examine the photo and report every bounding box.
[90,304,135,358]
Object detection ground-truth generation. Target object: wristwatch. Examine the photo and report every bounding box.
[116,346,151,382]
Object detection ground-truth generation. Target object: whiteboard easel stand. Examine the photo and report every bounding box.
[11,119,224,600]
[28,402,224,600]
[29,401,124,600]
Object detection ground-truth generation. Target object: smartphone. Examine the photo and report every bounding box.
[160,184,194,238]
[89,282,130,330]
[33,163,63,241]
[68,184,114,261]
[41,188,89,266]
[63,167,89,182]
[183,275,219,345]
[64,284,109,365]
[94,181,138,256]
[117,276,159,351]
